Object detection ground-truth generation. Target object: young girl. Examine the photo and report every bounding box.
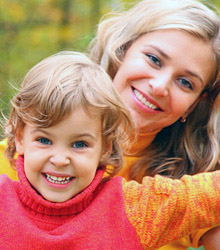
[1,51,220,250]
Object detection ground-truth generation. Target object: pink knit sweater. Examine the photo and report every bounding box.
[1,156,220,250]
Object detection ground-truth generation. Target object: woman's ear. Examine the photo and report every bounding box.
[15,130,24,155]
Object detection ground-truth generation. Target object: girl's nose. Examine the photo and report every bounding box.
[50,151,70,168]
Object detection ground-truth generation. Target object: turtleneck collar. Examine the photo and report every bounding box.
[118,130,160,180]
[16,155,104,216]
[125,130,160,157]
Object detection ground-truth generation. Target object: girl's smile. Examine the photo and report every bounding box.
[42,172,75,188]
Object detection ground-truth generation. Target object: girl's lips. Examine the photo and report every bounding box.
[132,87,163,111]
[42,172,75,188]
[44,171,72,178]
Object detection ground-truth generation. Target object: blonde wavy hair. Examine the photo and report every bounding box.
[5,51,133,178]
[89,0,220,181]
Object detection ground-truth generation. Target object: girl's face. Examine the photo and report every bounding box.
[113,29,216,133]
[15,107,104,203]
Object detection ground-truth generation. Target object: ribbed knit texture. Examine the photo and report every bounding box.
[17,156,103,216]
[123,173,220,250]
[0,156,142,250]
[119,131,211,249]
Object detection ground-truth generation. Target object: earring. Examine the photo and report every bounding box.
[180,117,186,123]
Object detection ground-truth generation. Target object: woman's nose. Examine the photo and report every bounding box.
[148,75,170,97]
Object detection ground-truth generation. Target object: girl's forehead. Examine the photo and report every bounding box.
[22,106,102,136]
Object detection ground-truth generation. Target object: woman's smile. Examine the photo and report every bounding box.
[132,87,161,111]
[113,29,215,132]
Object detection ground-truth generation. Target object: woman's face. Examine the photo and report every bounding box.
[113,29,216,133]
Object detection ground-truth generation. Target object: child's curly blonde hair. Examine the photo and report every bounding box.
[5,51,134,178]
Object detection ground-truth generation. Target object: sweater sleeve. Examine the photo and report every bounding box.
[122,171,220,250]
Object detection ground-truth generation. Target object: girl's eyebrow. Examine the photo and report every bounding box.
[73,133,97,141]
[31,128,98,141]
[30,128,51,136]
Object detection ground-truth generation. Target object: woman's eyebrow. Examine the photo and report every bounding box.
[148,45,204,87]
[148,45,170,60]
[185,69,204,87]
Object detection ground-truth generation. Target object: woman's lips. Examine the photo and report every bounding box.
[132,87,162,111]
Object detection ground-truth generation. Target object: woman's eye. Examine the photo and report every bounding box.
[37,137,52,145]
[178,78,193,90]
[146,54,161,67]
[72,141,88,149]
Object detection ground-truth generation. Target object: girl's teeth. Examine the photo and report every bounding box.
[45,174,71,184]
[134,89,158,110]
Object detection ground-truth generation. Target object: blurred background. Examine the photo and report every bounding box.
[0,0,220,140]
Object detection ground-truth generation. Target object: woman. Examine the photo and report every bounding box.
[88,0,220,249]
[1,0,220,249]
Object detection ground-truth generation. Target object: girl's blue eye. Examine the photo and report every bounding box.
[72,141,87,149]
[37,137,51,145]
[178,78,193,90]
[147,54,161,67]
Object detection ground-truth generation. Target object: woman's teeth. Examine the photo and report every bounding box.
[44,173,72,184]
[134,89,158,110]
